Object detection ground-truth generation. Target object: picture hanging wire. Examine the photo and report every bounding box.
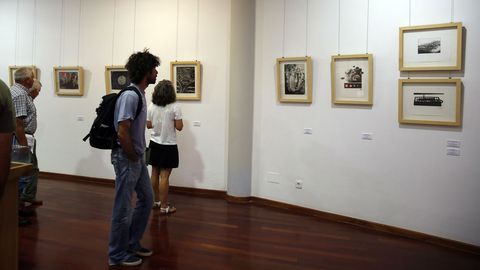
[77,0,82,67]
[365,0,369,54]
[449,0,454,78]
[111,0,117,65]
[282,0,286,57]
[32,0,37,65]
[407,0,411,79]
[337,0,341,55]
[132,0,137,53]
[59,0,65,66]
[195,0,200,61]
[304,0,309,56]
[175,0,180,61]
[14,0,19,65]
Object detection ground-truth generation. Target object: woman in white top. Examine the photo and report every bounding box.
[146,80,183,214]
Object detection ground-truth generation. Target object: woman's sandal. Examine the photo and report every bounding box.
[160,204,176,214]
[152,202,161,209]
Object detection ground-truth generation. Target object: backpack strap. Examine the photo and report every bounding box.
[117,86,143,118]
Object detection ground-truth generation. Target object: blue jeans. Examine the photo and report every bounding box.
[108,148,153,263]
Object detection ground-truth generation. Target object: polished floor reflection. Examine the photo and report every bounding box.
[19,178,480,270]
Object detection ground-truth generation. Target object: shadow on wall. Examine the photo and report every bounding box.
[174,119,204,187]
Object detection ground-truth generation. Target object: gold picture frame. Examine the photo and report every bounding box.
[105,66,130,94]
[170,61,201,101]
[8,65,37,86]
[398,79,462,126]
[399,22,463,71]
[53,66,84,96]
[331,54,373,105]
[276,56,312,103]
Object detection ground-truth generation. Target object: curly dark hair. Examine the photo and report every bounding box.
[152,80,176,107]
[125,49,160,84]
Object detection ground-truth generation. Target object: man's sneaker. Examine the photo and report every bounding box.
[135,247,153,257]
[108,256,142,266]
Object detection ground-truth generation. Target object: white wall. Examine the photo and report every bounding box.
[253,0,480,246]
[0,0,230,191]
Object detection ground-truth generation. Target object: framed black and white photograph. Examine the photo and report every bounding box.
[170,61,201,101]
[54,66,84,96]
[105,66,130,94]
[398,79,462,126]
[331,54,373,105]
[8,65,37,86]
[399,22,462,71]
[276,57,312,103]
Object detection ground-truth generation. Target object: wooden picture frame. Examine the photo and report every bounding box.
[399,22,462,71]
[276,56,312,103]
[8,66,37,86]
[398,79,462,126]
[170,61,201,101]
[331,54,373,105]
[105,66,130,94]
[53,66,84,96]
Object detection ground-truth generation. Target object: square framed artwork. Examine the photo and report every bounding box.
[398,79,462,126]
[105,66,130,94]
[399,22,462,71]
[170,61,201,101]
[8,65,37,86]
[276,56,312,103]
[331,54,373,105]
[53,66,84,96]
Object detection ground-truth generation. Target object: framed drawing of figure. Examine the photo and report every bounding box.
[331,54,373,105]
[170,61,201,101]
[105,66,130,94]
[276,56,312,103]
[399,22,463,71]
[8,66,37,86]
[54,66,84,96]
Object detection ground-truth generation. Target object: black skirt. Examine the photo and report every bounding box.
[148,141,179,168]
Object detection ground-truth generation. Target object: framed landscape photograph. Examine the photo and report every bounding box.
[276,56,312,103]
[399,22,462,71]
[105,66,130,94]
[8,65,37,86]
[331,54,373,105]
[170,61,201,101]
[54,66,84,96]
[398,79,461,126]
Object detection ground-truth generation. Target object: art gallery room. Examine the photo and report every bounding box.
[1,0,480,269]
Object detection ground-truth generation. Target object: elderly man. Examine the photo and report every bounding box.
[10,68,42,206]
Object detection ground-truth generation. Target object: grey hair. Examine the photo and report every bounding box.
[29,79,42,93]
[14,67,34,83]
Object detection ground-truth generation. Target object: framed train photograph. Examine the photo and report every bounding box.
[276,56,312,103]
[170,61,201,101]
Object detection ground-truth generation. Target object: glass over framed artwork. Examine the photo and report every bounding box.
[276,56,312,103]
[331,54,373,105]
[8,65,37,86]
[53,66,84,96]
[105,66,130,94]
[398,79,462,126]
[399,22,462,71]
[170,61,201,101]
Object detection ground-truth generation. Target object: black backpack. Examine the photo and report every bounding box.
[82,86,142,149]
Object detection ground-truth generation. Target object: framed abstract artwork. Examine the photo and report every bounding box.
[8,65,37,86]
[276,56,312,103]
[170,61,201,101]
[105,66,130,94]
[398,79,462,126]
[331,54,373,105]
[53,66,84,96]
[399,22,462,71]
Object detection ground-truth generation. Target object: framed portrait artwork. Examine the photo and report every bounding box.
[170,61,201,101]
[399,22,463,71]
[276,56,312,103]
[53,66,84,96]
[398,79,461,126]
[331,54,373,105]
[8,65,37,86]
[105,66,130,94]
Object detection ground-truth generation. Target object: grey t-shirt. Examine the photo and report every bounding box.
[0,79,15,133]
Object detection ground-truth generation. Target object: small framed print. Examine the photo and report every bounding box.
[276,56,312,103]
[105,66,130,94]
[331,54,373,105]
[170,61,201,101]
[398,79,462,126]
[54,66,84,96]
[399,22,463,71]
[8,65,37,86]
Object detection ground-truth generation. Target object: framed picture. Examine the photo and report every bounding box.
[331,54,373,105]
[398,79,461,126]
[170,61,201,101]
[105,66,130,94]
[53,66,84,96]
[8,65,37,86]
[276,56,312,103]
[399,22,462,71]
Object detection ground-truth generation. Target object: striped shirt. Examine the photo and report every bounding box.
[10,83,37,134]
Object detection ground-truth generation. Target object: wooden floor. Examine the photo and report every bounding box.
[18,178,480,270]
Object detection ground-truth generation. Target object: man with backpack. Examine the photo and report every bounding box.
[108,49,159,267]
